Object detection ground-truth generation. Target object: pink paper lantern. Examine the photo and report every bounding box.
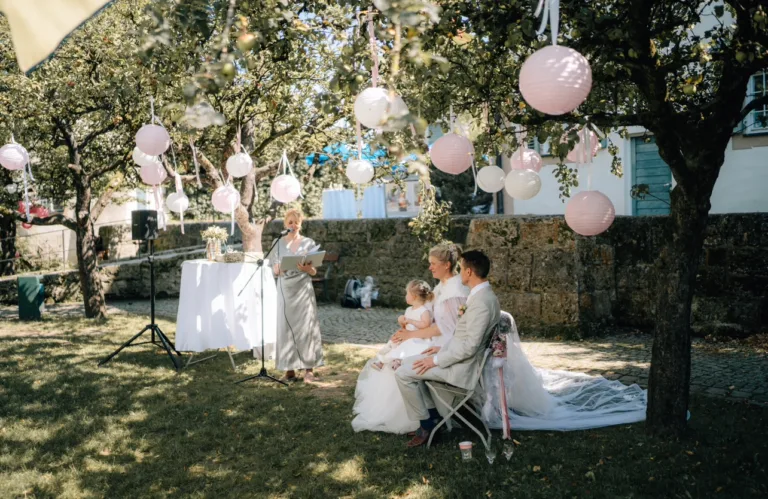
[270,174,301,204]
[519,45,592,115]
[135,124,170,156]
[30,205,49,218]
[139,161,167,186]
[22,222,32,229]
[166,192,189,213]
[430,133,474,175]
[211,184,241,213]
[565,190,616,236]
[564,129,601,164]
[510,147,543,173]
[0,143,28,170]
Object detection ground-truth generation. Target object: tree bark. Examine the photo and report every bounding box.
[0,213,16,276]
[74,180,107,319]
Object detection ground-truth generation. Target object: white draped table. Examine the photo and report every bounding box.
[176,260,277,369]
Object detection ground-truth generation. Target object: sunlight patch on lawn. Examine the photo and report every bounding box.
[330,456,366,483]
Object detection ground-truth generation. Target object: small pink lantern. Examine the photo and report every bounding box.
[270,174,301,204]
[135,124,170,156]
[139,161,167,186]
[564,129,601,164]
[510,147,543,173]
[0,143,28,171]
[29,205,49,218]
[22,222,32,229]
[430,133,474,175]
[565,190,616,236]
[519,45,592,115]
[212,184,241,235]
[226,152,253,178]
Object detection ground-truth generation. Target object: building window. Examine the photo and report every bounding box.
[527,137,552,156]
[745,71,768,135]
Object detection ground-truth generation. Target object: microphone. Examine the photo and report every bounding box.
[279,228,294,235]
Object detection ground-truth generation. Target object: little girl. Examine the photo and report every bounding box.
[372,280,434,370]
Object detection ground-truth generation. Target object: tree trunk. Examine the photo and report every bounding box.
[646,172,715,436]
[0,213,16,276]
[74,181,107,319]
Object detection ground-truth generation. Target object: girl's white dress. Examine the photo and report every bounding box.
[375,304,433,364]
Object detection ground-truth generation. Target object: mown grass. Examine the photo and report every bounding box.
[0,314,766,498]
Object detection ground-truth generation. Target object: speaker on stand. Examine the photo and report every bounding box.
[98,210,182,370]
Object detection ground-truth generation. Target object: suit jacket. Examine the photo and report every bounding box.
[437,284,500,389]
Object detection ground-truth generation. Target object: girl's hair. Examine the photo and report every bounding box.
[428,243,462,272]
[407,279,435,303]
[284,207,304,225]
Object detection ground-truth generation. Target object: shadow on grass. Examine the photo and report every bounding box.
[0,316,766,498]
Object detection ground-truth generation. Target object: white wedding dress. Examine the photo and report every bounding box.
[351,275,470,433]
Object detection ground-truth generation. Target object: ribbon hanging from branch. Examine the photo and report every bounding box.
[281,150,304,199]
[356,119,364,160]
[367,6,380,88]
[535,0,560,45]
[189,139,202,188]
[10,134,34,222]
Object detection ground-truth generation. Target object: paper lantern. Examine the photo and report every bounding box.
[270,174,301,204]
[135,124,170,156]
[29,205,49,218]
[430,133,474,175]
[565,129,601,164]
[565,190,616,236]
[166,191,189,213]
[346,159,374,184]
[504,169,541,200]
[477,165,506,193]
[519,45,592,115]
[139,162,167,186]
[22,222,32,230]
[0,143,28,170]
[354,87,390,128]
[132,147,159,168]
[226,152,253,178]
[510,147,543,173]
[212,184,240,213]
[380,95,409,132]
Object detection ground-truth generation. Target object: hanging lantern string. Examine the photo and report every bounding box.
[356,119,364,160]
[449,104,455,134]
[585,126,593,190]
[367,7,379,88]
[471,160,478,197]
[169,141,179,176]
[150,96,156,125]
[189,139,203,188]
[534,0,560,46]
[235,124,242,154]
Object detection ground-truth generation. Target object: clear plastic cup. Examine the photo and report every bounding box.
[459,441,473,461]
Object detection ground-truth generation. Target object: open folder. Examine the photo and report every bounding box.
[279,251,326,272]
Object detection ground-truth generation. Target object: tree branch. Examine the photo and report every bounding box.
[87,153,129,181]
[15,212,77,231]
[79,121,119,151]
[91,171,125,222]
[739,92,768,121]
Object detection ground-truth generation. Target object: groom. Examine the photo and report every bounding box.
[395,249,501,448]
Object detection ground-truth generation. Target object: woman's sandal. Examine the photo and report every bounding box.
[304,372,320,383]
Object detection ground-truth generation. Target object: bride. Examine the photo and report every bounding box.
[353,246,648,434]
[352,243,467,433]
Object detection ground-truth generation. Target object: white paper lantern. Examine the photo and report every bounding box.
[510,147,543,173]
[380,95,409,132]
[132,147,159,168]
[565,129,601,164]
[136,124,170,156]
[166,191,189,213]
[270,174,301,203]
[504,169,541,200]
[565,191,616,236]
[139,161,167,186]
[0,143,28,171]
[430,133,474,175]
[226,152,253,178]
[211,184,241,213]
[346,159,374,184]
[519,45,593,115]
[354,87,390,128]
[477,165,506,193]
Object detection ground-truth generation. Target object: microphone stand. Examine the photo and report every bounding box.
[235,231,287,386]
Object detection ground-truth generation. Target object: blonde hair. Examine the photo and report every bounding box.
[428,243,462,273]
[407,280,435,303]
[284,207,304,226]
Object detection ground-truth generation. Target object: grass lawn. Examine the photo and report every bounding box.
[1,315,767,499]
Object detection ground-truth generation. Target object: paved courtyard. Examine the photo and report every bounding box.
[2,298,766,405]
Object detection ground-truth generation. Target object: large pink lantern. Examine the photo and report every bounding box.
[565,190,616,236]
[519,45,592,115]
[139,161,167,186]
[430,133,474,175]
[565,128,601,164]
[136,124,170,156]
[510,147,543,173]
[270,174,301,204]
[0,143,28,171]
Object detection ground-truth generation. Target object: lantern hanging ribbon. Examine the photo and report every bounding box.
[189,139,202,188]
[356,119,364,160]
[281,150,303,199]
[535,0,560,45]
[229,177,235,236]
[153,184,166,231]
[175,173,187,234]
[11,135,34,222]
[367,6,379,88]
[585,126,592,190]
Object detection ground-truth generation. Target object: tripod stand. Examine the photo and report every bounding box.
[98,238,183,370]
[235,235,285,386]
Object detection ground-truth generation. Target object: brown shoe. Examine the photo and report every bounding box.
[406,428,431,448]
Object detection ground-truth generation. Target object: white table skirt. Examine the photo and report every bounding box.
[322,189,357,219]
[176,260,277,353]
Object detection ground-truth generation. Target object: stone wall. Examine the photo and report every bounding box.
[2,214,765,339]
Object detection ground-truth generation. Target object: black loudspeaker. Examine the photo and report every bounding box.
[132,210,159,241]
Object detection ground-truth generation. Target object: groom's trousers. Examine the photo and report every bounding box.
[395,356,464,422]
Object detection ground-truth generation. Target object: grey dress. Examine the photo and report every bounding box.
[266,236,324,371]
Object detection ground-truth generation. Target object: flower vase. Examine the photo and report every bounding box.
[206,239,221,261]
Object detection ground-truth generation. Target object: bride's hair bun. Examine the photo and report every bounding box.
[429,242,462,272]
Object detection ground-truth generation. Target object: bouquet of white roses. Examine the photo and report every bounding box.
[201,226,228,241]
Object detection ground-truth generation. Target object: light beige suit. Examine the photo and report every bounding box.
[395,284,501,422]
